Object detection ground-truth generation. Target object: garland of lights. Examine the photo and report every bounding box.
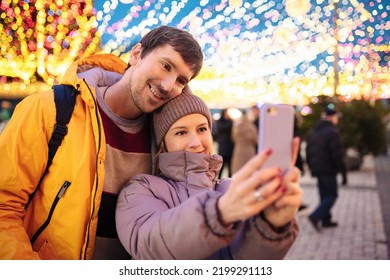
[0,0,99,85]
[0,0,389,107]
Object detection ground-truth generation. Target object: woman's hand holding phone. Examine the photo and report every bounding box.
[217,149,288,226]
[262,166,302,229]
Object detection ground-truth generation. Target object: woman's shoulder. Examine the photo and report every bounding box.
[120,173,186,206]
[125,173,182,193]
[129,173,169,186]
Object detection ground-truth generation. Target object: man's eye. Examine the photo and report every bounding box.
[162,62,171,70]
[177,78,187,86]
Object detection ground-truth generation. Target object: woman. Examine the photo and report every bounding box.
[231,109,258,173]
[116,92,302,260]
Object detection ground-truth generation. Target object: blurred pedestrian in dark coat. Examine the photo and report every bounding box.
[306,105,347,232]
[215,109,234,178]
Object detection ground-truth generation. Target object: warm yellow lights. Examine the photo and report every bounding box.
[286,0,311,18]
[228,0,243,9]
[0,0,99,85]
[1,0,389,108]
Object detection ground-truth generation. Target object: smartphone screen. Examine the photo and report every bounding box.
[258,103,294,173]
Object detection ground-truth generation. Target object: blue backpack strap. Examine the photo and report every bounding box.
[26,84,79,209]
[47,84,78,167]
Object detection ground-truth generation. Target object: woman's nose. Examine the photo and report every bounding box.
[188,134,202,148]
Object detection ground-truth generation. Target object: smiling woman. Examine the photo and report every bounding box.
[153,88,213,155]
[115,90,302,260]
[163,113,213,154]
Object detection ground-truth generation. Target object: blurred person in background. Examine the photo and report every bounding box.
[306,104,347,232]
[251,104,260,130]
[293,110,308,211]
[294,111,305,175]
[214,108,234,178]
[231,109,258,174]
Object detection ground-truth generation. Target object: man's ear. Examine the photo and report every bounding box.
[129,43,142,66]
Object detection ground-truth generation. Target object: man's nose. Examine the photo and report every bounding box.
[161,75,176,94]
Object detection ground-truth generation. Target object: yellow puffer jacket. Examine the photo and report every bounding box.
[0,54,127,259]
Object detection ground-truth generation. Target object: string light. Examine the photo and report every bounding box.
[0,0,98,91]
[1,0,389,107]
[93,0,389,107]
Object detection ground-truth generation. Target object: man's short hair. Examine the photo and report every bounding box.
[323,103,341,118]
[139,25,203,79]
[325,107,337,116]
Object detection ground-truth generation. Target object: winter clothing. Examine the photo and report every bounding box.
[306,120,346,177]
[0,54,153,259]
[306,119,346,226]
[116,151,298,260]
[231,114,258,173]
[215,110,234,178]
[153,90,212,147]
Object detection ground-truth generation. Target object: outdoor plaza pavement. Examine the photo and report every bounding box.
[285,152,390,260]
[215,142,390,260]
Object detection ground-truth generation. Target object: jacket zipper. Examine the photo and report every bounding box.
[82,80,102,259]
[30,181,71,245]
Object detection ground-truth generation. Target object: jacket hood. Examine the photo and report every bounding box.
[77,53,128,74]
[158,151,223,191]
[59,53,127,89]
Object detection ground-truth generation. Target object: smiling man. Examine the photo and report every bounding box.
[0,26,203,260]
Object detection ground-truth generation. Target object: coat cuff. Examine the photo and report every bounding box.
[254,213,295,241]
[203,192,241,237]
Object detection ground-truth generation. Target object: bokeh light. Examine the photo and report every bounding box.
[91,0,390,107]
[0,0,99,96]
[1,0,389,107]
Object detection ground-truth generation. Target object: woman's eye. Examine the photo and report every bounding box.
[175,131,186,136]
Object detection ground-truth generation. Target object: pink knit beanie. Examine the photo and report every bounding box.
[153,88,212,147]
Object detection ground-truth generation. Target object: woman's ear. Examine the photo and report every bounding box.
[128,43,142,66]
[160,141,168,153]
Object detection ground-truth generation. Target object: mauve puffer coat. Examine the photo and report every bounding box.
[116,151,298,260]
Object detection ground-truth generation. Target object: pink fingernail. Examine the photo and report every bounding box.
[266,148,273,156]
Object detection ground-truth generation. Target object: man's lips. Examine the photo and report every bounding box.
[149,84,166,100]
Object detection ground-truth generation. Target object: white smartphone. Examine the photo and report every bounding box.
[258,103,294,174]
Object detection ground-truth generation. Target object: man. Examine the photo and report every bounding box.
[306,104,347,232]
[0,26,203,259]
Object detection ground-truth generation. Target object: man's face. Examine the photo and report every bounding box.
[125,44,194,115]
[331,115,339,126]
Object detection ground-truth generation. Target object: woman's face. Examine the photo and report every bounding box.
[163,113,213,154]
